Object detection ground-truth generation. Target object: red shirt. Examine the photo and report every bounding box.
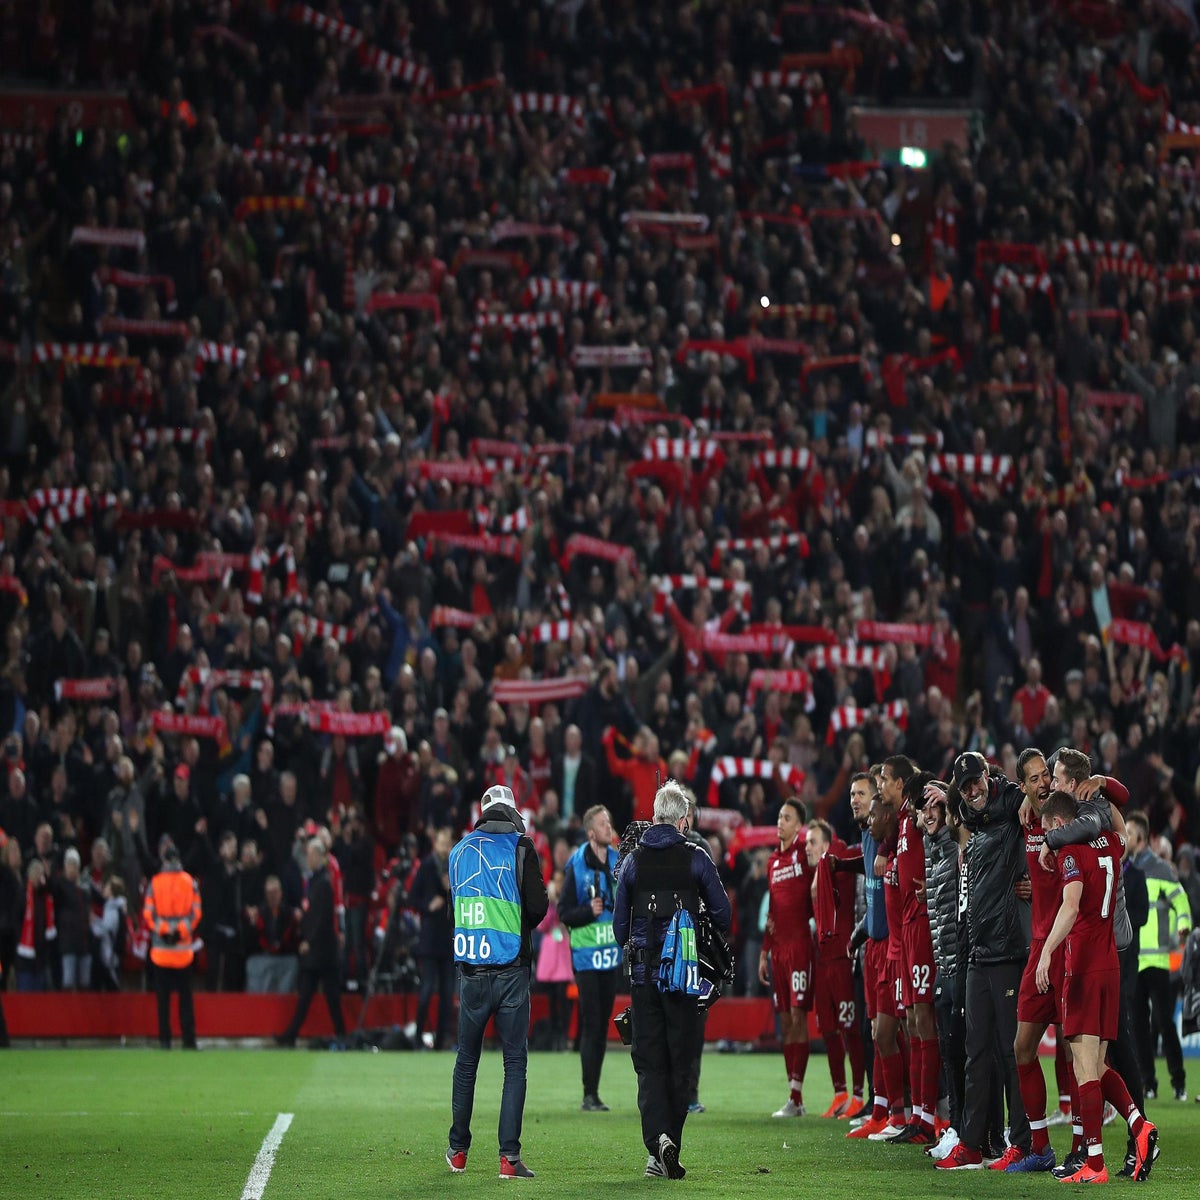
[1058,831,1121,976]
[526,749,552,801]
[764,836,814,954]
[896,813,927,927]
[815,839,858,961]
[1015,682,1051,730]
[1026,827,1061,942]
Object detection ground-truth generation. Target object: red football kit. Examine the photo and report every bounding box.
[1058,831,1122,1041]
[765,835,816,1013]
[1017,825,1067,1025]
[813,841,858,1034]
[896,812,936,1006]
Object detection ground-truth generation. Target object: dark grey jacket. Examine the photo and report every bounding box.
[954,772,1031,965]
[926,825,960,988]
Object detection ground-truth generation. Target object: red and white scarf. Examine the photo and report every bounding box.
[707,757,805,805]
[55,677,118,702]
[856,621,934,646]
[491,677,589,705]
[746,668,813,705]
[18,881,56,958]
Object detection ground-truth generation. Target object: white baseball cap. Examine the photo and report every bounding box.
[481,784,515,811]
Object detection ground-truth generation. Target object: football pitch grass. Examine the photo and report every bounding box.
[1,1046,1196,1199]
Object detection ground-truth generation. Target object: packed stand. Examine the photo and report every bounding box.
[0,0,1197,1050]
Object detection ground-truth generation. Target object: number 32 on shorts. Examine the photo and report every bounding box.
[911,963,931,992]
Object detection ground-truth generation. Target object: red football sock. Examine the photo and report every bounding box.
[1080,1079,1104,1172]
[783,1043,797,1097]
[825,1030,847,1094]
[871,1047,887,1120]
[1017,1061,1050,1153]
[919,1038,941,1133]
[787,1041,810,1104]
[883,1051,905,1119]
[846,1026,866,1098]
[1100,1068,1144,1135]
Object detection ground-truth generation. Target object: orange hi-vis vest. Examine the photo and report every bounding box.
[143,865,202,968]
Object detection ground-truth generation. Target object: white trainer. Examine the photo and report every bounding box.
[772,1099,806,1118]
[867,1120,908,1141]
[929,1127,960,1161]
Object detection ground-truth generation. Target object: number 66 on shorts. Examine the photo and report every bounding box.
[770,945,815,1013]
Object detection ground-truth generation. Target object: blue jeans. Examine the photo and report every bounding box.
[449,964,530,1160]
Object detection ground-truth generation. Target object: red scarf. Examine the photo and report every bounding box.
[18,881,56,958]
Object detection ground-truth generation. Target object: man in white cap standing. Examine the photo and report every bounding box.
[445,784,549,1180]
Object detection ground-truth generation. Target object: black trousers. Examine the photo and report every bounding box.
[283,965,346,1040]
[962,960,1029,1153]
[576,968,619,1096]
[416,956,456,1047]
[1108,946,1144,1109]
[935,990,965,1130]
[1136,965,1186,1093]
[154,962,196,1048]
[854,954,874,1102]
[630,983,703,1154]
[687,1008,708,1106]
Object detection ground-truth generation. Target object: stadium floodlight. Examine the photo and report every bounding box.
[899,146,928,169]
[759,295,770,309]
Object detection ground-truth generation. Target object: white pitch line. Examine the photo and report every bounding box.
[0,1110,260,1118]
[240,1112,294,1200]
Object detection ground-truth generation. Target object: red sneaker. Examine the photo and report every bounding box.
[445,1148,467,1173]
[847,1114,888,1139]
[1133,1122,1159,1183]
[935,1144,984,1170]
[1056,1164,1108,1184]
[989,1145,1025,1171]
[499,1156,535,1179]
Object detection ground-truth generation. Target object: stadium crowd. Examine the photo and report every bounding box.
[0,0,1199,1131]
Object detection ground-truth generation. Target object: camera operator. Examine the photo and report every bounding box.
[613,781,731,1180]
[559,805,620,1112]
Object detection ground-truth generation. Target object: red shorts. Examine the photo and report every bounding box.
[1061,968,1120,1042]
[1017,939,1064,1026]
[900,921,936,1007]
[770,941,814,1013]
[863,938,900,1021]
[814,956,857,1034]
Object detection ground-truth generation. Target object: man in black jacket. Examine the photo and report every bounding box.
[935,751,1031,1171]
[276,838,346,1047]
[613,781,732,1180]
[411,826,454,1050]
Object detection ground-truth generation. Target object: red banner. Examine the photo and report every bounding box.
[151,711,227,740]
[848,105,973,153]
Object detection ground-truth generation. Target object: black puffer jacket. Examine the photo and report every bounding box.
[953,771,1031,966]
[926,825,960,989]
